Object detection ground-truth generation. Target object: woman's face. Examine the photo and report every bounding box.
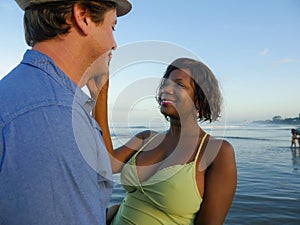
[158,68,197,120]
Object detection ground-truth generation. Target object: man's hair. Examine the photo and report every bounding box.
[24,0,116,46]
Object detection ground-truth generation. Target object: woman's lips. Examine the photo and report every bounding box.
[161,99,174,106]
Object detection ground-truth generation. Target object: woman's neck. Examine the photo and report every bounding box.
[168,117,201,137]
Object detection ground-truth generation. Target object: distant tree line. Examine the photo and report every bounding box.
[254,115,300,125]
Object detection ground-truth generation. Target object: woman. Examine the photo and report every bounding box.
[95,58,237,224]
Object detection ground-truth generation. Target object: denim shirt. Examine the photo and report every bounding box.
[0,50,113,225]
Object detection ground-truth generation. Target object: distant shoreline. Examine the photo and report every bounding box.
[253,116,300,126]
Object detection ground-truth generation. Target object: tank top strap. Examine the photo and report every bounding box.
[194,133,208,162]
[135,132,160,155]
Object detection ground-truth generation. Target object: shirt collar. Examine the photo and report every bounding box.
[22,49,95,114]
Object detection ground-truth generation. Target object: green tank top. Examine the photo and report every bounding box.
[111,133,208,225]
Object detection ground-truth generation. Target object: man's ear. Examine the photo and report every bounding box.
[73,3,90,35]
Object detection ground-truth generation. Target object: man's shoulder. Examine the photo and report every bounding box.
[0,65,74,126]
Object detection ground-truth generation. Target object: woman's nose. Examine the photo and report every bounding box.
[160,80,174,94]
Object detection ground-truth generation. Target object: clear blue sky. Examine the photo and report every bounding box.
[1,0,300,123]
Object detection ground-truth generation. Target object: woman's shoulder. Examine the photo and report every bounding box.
[135,130,159,141]
[206,135,234,153]
[202,135,235,167]
[122,130,157,148]
[133,130,167,151]
[207,136,235,170]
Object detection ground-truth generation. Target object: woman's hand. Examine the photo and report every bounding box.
[86,51,112,99]
[87,73,109,100]
[86,51,114,159]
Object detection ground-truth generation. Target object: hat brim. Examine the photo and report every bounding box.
[110,0,132,17]
[15,0,132,17]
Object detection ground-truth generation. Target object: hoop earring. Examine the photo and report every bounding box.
[194,109,199,121]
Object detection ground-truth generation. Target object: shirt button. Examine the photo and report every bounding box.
[87,98,93,103]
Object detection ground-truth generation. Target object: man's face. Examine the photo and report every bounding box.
[90,9,117,60]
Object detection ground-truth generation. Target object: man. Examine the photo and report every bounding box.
[0,0,131,224]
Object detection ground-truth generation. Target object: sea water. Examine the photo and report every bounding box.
[108,122,300,225]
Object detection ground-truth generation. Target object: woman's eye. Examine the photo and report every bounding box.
[112,26,116,31]
[177,82,185,87]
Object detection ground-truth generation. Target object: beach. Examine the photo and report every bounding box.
[109,122,300,225]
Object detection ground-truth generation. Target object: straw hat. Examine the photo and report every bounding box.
[15,0,132,17]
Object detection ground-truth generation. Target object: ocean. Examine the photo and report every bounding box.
[108,122,300,225]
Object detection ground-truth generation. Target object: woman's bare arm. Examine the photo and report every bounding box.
[195,140,237,225]
[93,82,156,173]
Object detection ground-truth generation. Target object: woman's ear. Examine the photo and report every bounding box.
[73,3,90,35]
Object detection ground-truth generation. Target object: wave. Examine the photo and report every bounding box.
[218,136,282,142]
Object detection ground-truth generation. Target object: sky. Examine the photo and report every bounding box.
[1,0,300,125]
